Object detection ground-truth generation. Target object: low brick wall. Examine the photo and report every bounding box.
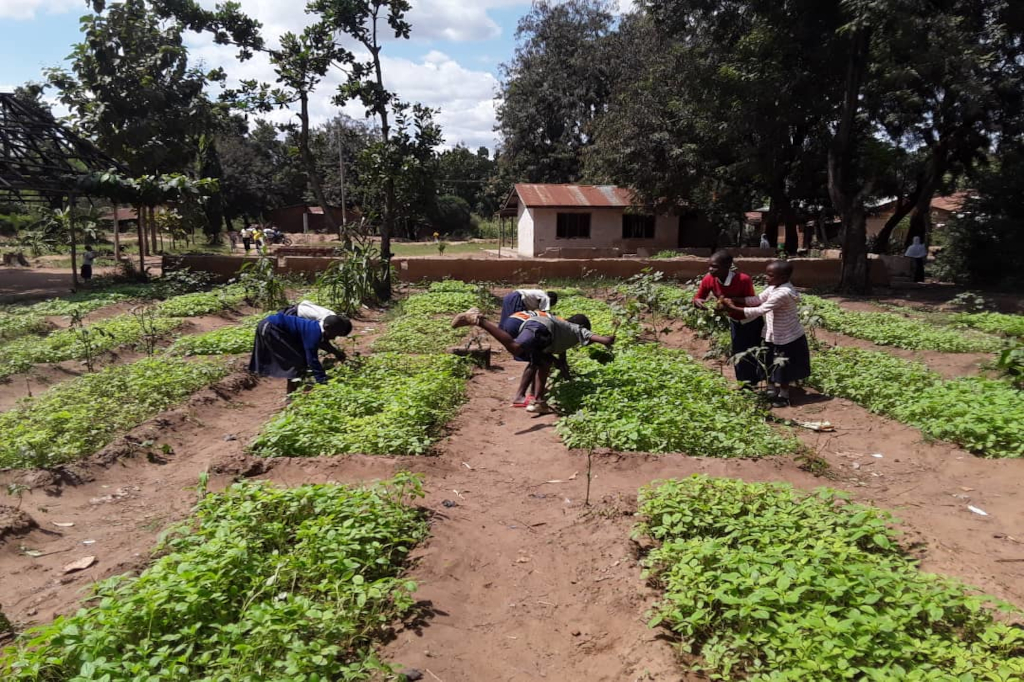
[164,253,889,288]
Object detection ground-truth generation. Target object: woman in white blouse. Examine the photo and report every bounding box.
[720,260,810,407]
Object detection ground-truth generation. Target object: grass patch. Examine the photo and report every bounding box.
[804,295,1002,353]
[637,475,1024,680]
[810,346,1023,458]
[153,284,246,317]
[251,353,470,457]
[0,476,428,681]
[0,357,230,468]
[390,240,497,256]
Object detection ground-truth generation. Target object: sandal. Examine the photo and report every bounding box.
[770,396,791,408]
[511,394,535,408]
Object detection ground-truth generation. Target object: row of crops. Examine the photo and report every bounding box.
[0,285,246,380]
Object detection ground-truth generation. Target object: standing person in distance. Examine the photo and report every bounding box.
[80,245,96,283]
[252,225,265,255]
[693,251,764,387]
[249,311,352,396]
[241,225,253,254]
[760,233,772,250]
[905,236,928,283]
[719,260,810,407]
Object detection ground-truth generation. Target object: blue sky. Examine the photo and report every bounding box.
[0,0,597,150]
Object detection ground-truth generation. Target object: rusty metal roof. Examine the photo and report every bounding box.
[512,183,635,209]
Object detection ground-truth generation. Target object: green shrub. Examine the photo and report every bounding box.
[251,354,470,457]
[804,295,1002,353]
[0,357,230,468]
[0,313,50,343]
[0,476,428,681]
[638,475,1024,681]
[373,283,495,354]
[153,284,246,317]
[810,347,1023,458]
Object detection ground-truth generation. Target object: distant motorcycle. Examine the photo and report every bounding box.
[266,230,292,246]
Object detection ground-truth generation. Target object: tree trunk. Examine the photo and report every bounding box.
[827,26,873,294]
[784,213,799,255]
[299,92,340,236]
[149,206,158,255]
[136,205,147,275]
[113,209,121,261]
[871,193,917,254]
[68,197,79,289]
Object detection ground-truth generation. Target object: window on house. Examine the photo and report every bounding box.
[622,213,656,239]
[556,212,591,239]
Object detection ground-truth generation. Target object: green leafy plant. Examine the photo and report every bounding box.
[803,295,1003,353]
[169,313,268,356]
[238,256,287,311]
[810,346,1023,458]
[251,354,470,457]
[153,284,246,317]
[552,343,795,457]
[373,282,496,353]
[951,311,1024,339]
[637,475,1024,681]
[0,476,428,680]
[312,243,393,315]
[994,341,1024,389]
[0,357,230,468]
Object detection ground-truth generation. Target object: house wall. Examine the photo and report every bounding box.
[520,207,678,258]
[517,204,536,257]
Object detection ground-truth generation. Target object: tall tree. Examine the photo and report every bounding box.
[496,0,615,183]
[437,145,497,215]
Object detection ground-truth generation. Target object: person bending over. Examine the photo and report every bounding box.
[498,289,559,329]
[249,312,352,396]
[453,307,614,414]
[719,260,810,407]
[281,300,350,361]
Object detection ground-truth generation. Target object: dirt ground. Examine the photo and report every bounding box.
[1,302,1022,681]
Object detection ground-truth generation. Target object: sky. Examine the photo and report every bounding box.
[0,0,633,152]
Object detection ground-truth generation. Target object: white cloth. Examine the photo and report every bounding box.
[81,251,95,266]
[516,289,552,312]
[742,282,805,345]
[297,301,336,322]
[905,237,928,259]
[760,235,771,249]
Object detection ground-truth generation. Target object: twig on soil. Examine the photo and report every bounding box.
[425,669,444,682]
[995,559,1024,563]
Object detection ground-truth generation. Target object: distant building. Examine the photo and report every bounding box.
[501,183,712,258]
[266,204,362,233]
[866,191,974,236]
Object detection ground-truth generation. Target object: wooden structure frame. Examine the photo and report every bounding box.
[0,92,127,286]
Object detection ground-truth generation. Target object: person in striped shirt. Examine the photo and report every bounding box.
[719,260,810,407]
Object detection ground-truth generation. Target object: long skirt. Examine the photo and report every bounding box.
[730,317,765,385]
[767,335,812,385]
[248,319,307,379]
[913,257,925,282]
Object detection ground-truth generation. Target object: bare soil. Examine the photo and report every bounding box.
[0,304,1021,680]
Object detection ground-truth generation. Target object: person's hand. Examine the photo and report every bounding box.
[607,335,616,347]
[694,299,706,309]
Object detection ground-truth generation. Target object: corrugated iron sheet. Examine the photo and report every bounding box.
[514,183,635,208]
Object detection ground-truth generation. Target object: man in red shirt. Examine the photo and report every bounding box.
[693,251,765,387]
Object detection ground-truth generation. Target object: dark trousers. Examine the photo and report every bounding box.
[913,257,925,282]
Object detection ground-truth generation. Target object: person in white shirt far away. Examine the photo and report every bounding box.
[904,236,928,282]
[80,245,96,282]
[760,233,772,250]
[719,260,810,407]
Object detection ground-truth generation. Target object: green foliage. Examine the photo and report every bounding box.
[951,312,1024,339]
[0,476,428,681]
[170,314,267,356]
[373,282,495,353]
[251,354,469,457]
[153,284,246,317]
[810,347,1023,458]
[0,313,50,344]
[552,344,794,457]
[238,257,287,311]
[0,357,230,468]
[0,314,184,380]
[994,342,1024,390]
[637,475,1024,681]
[312,244,391,316]
[803,295,1002,353]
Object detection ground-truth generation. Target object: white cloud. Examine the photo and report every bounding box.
[183,6,503,149]
[0,0,79,20]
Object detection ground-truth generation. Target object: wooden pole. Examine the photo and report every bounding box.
[149,206,158,254]
[113,208,121,261]
[68,196,79,289]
